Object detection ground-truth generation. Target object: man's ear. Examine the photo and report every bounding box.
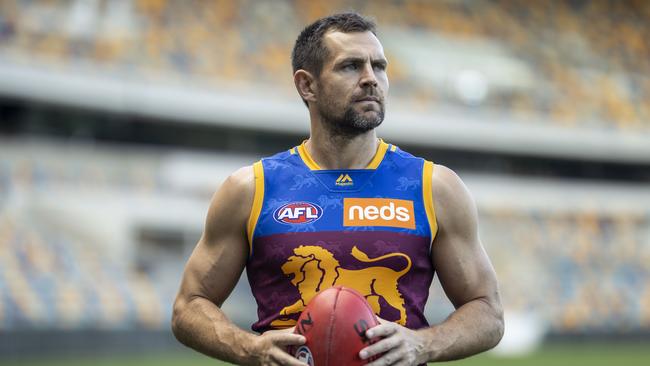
[294,70,317,104]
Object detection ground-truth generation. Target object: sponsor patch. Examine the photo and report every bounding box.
[344,198,415,229]
[274,202,323,225]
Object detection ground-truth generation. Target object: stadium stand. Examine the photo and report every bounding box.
[0,214,166,330]
[479,208,650,332]
[0,0,649,130]
[0,141,170,330]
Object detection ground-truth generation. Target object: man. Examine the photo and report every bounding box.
[172,13,503,366]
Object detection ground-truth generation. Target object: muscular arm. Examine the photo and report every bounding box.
[361,165,503,365]
[171,166,306,366]
[417,165,504,361]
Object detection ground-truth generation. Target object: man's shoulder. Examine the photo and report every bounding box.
[430,164,477,227]
[431,164,463,195]
[229,165,255,185]
[216,165,256,205]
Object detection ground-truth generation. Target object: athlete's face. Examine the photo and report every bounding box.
[315,31,389,136]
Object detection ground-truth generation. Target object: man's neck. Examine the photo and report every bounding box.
[305,130,379,170]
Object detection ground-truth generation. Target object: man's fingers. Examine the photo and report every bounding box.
[366,322,397,339]
[359,336,401,360]
[268,332,306,347]
[365,350,402,366]
[366,348,409,366]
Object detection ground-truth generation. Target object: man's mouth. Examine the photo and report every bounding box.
[356,96,380,103]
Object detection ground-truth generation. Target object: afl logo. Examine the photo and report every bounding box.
[294,346,314,366]
[274,202,323,225]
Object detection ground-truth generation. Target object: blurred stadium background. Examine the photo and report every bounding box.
[1,0,649,365]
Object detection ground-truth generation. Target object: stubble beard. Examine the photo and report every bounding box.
[317,99,385,138]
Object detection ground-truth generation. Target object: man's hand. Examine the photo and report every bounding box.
[246,327,309,366]
[359,318,428,366]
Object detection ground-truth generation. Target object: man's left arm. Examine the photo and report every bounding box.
[360,164,504,365]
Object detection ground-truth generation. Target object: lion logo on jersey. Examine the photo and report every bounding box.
[272,245,411,326]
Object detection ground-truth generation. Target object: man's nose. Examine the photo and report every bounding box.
[359,63,378,88]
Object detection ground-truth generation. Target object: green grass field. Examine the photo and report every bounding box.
[2,343,649,366]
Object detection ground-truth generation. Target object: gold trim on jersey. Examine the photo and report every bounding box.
[366,140,390,169]
[296,139,390,170]
[247,161,265,253]
[296,142,321,170]
[422,161,438,250]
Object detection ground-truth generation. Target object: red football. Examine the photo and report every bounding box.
[292,286,380,366]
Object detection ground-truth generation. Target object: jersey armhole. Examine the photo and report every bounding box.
[422,160,438,254]
[246,160,265,256]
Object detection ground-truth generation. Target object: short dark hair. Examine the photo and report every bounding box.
[292,12,376,105]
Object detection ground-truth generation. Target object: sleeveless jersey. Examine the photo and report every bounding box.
[246,140,438,333]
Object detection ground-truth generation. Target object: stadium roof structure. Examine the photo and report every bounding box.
[0,59,649,164]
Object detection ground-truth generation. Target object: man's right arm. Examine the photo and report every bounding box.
[171,166,307,366]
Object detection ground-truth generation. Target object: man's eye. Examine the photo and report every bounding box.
[343,64,358,71]
[373,64,386,71]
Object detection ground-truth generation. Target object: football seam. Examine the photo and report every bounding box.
[325,286,341,366]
